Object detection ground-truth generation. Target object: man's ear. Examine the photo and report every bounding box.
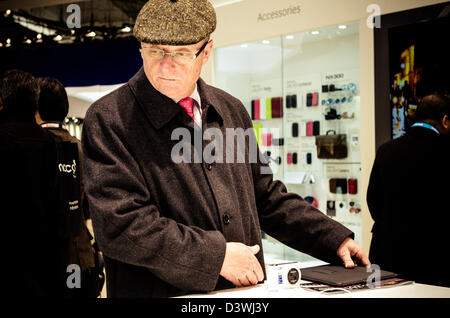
[201,39,214,65]
[442,114,449,129]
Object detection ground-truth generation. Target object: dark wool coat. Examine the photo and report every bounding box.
[82,68,353,297]
[367,126,450,287]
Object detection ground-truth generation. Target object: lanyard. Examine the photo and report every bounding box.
[411,122,440,135]
[40,122,64,129]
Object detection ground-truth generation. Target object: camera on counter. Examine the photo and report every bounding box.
[266,261,302,290]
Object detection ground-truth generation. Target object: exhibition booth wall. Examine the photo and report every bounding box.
[208,0,447,258]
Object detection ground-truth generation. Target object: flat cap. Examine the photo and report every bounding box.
[134,0,216,45]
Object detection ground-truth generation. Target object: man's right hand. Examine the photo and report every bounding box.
[219,242,264,287]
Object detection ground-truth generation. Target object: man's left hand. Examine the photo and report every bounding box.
[336,237,371,268]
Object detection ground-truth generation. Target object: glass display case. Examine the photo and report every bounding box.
[214,22,361,264]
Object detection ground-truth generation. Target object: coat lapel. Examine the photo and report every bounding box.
[128,68,181,130]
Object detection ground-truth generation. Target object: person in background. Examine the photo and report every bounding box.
[0,69,61,297]
[82,0,369,298]
[367,93,450,287]
[36,77,98,297]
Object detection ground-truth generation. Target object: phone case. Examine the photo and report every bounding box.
[306,121,313,136]
[313,121,320,136]
[251,100,255,120]
[348,178,358,194]
[254,99,260,120]
[292,152,298,164]
[306,93,312,107]
[286,95,292,108]
[306,152,312,164]
[292,123,299,137]
[329,178,348,194]
[287,152,292,165]
[312,92,318,106]
[327,200,336,217]
[291,94,297,108]
[271,97,283,118]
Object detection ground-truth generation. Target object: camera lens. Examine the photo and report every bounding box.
[287,268,300,284]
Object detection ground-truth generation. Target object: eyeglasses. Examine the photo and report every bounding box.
[140,40,210,65]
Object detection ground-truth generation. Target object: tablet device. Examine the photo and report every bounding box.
[301,265,397,286]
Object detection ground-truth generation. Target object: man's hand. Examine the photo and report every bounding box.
[220,242,264,287]
[336,237,371,268]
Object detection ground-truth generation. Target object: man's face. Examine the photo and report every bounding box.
[141,39,213,100]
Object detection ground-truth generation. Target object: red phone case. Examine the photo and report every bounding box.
[306,121,313,136]
[312,92,318,106]
[287,153,292,164]
[348,178,358,194]
[254,99,260,120]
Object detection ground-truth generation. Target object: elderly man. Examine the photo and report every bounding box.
[82,0,369,298]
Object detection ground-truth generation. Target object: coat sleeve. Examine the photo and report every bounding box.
[240,107,353,264]
[81,101,226,292]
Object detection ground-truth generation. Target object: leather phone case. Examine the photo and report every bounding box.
[313,120,320,136]
[329,178,348,194]
[292,152,298,164]
[312,92,318,106]
[306,93,312,107]
[292,123,299,137]
[348,178,358,194]
[291,94,297,108]
[287,152,292,164]
[306,121,313,136]
[306,152,312,164]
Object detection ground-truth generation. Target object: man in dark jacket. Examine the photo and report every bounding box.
[82,0,369,298]
[0,70,62,297]
[367,93,450,287]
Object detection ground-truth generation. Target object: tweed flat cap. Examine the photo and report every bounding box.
[134,0,216,45]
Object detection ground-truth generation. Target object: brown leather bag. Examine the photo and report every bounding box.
[315,130,348,159]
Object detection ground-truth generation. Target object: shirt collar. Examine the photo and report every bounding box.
[128,68,223,130]
[173,84,202,110]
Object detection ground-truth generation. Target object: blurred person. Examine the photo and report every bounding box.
[367,93,450,287]
[0,70,62,297]
[82,0,369,298]
[36,77,102,297]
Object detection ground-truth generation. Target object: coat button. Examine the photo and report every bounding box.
[223,214,231,225]
[206,163,212,170]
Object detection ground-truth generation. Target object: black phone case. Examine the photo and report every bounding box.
[292,152,298,164]
[286,95,292,108]
[292,123,299,137]
[291,95,297,108]
[306,93,312,107]
[306,152,312,164]
[313,120,320,136]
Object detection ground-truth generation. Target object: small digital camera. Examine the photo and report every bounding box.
[266,262,302,290]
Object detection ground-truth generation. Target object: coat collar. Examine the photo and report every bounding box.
[128,67,224,130]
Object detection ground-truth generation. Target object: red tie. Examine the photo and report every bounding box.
[178,97,195,120]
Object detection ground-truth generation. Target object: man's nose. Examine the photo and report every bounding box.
[160,53,175,67]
